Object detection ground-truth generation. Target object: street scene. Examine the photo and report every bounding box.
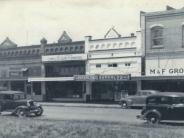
[1,0,184,137]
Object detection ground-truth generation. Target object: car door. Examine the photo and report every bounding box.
[168,97,184,120]
[129,92,144,106]
[156,96,173,120]
[3,94,14,111]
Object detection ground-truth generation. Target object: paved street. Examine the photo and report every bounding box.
[40,106,143,124]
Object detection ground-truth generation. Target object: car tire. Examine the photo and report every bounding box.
[121,101,128,109]
[35,107,43,116]
[16,109,27,118]
[147,114,160,124]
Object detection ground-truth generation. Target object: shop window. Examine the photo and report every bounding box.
[96,64,101,68]
[33,82,41,95]
[151,26,164,48]
[60,47,63,51]
[125,63,131,66]
[46,49,49,53]
[108,63,117,67]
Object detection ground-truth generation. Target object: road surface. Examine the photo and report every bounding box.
[40,106,143,123]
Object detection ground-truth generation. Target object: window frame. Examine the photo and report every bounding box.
[151,26,164,48]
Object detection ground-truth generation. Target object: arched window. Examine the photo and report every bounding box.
[151,26,164,47]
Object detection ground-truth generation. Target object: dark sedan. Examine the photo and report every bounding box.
[137,92,184,124]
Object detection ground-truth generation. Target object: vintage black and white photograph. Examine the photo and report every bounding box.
[0,0,184,137]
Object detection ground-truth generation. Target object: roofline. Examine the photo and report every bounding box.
[90,36,136,42]
[142,8,184,17]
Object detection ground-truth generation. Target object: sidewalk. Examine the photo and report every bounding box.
[38,102,121,109]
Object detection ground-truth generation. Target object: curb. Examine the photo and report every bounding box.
[38,103,121,109]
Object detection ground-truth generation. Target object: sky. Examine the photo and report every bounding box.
[0,0,184,46]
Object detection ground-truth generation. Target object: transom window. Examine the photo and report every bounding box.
[151,26,164,48]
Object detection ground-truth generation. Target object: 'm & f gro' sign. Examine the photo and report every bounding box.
[148,68,184,76]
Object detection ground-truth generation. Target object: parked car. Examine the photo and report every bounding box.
[137,92,184,124]
[0,90,43,117]
[119,90,159,108]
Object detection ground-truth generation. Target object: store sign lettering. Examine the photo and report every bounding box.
[74,74,131,81]
[149,68,184,75]
[42,54,87,62]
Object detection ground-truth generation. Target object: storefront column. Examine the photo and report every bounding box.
[40,38,47,101]
[85,81,92,102]
[40,64,46,101]
[7,81,11,90]
[136,80,142,93]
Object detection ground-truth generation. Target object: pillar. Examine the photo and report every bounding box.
[136,80,142,93]
[40,38,47,101]
[85,81,92,102]
[7,81,11,90]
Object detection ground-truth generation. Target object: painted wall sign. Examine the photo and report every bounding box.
[74,74,131,81]
[42,54,87,62]
[148,68,184,76]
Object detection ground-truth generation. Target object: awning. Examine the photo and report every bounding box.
[132,75,184,81]
[28,77,74,82]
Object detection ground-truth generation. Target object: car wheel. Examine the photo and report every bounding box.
[35,107,43,116]
[121,101,128,109]
[147,114,160,124]
[16,109,27,118]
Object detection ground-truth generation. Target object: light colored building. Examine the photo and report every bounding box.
[82,28,143,101]
[141,6,184,91]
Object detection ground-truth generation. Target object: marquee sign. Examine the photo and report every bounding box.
[42,54,87,62]
[74,74,131,81]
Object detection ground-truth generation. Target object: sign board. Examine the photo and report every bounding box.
[42,54,87,62]
[74,74,131,81]
[147,68,184,76]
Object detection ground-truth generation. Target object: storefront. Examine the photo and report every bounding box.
[74,74,137,102]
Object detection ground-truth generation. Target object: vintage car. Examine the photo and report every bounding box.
[0,90,43,117]
[119,90,159,108]
[137,92,184,124]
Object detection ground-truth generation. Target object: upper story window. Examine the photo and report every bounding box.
[96,64,101,68]
[125,63,131,67]
[108,63,117,67]
[151,26,164,48]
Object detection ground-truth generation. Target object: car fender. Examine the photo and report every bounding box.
[13,105,29,114]
[144,109,161,119]
[120,98,132,106]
